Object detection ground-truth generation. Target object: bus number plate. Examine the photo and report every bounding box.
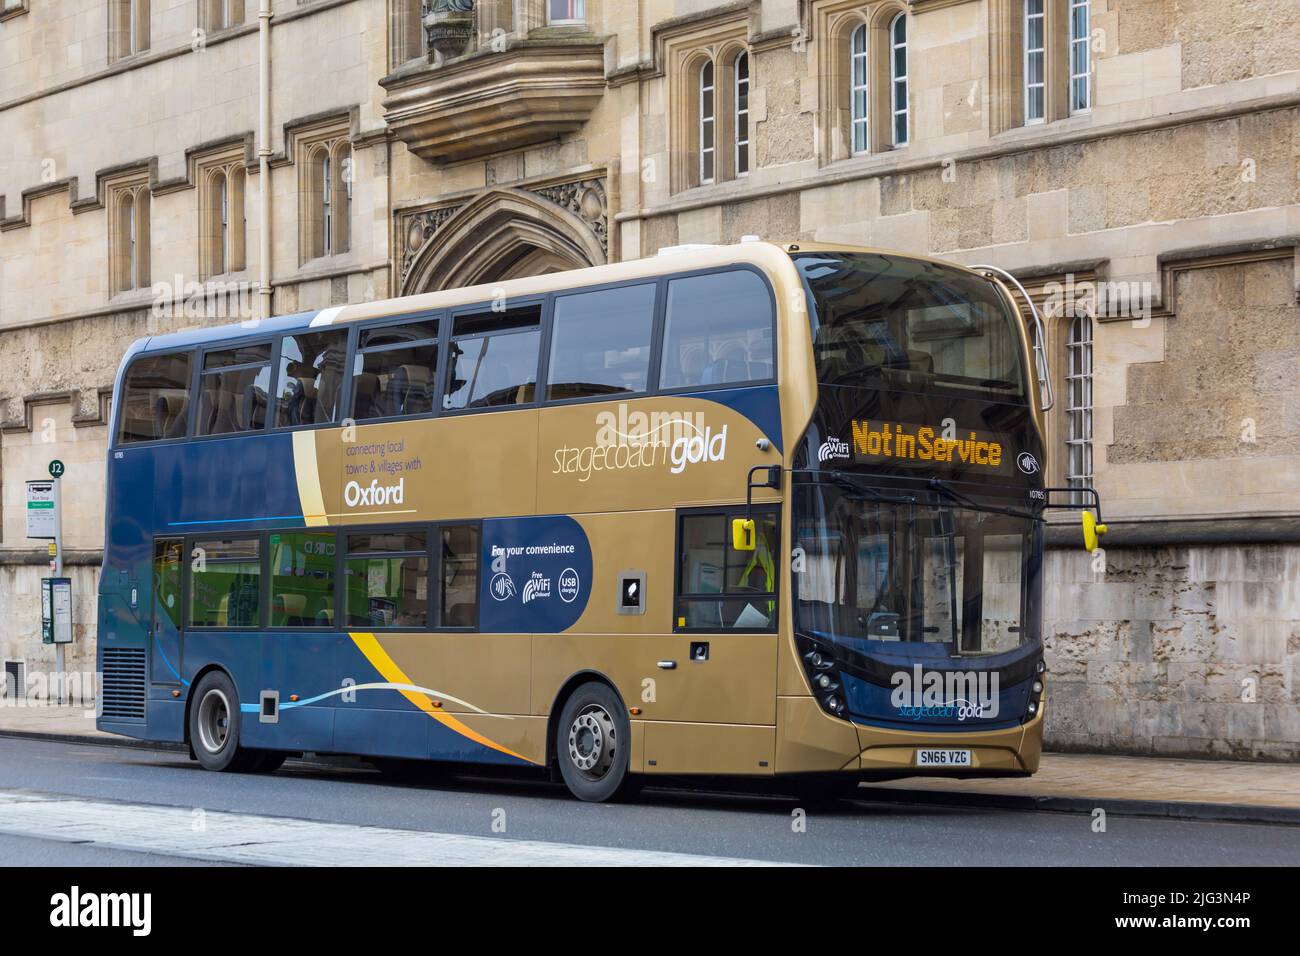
[916,749,971,767]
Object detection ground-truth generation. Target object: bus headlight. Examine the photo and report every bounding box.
[1032,680,1043,695]
[799,637,848,718]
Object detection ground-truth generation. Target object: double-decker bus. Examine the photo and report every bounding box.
[96,241,1104,801]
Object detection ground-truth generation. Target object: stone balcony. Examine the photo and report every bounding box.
[380,31,606,165]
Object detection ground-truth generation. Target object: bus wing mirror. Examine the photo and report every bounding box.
[732,517,757,551]
[1082,511,1108,553]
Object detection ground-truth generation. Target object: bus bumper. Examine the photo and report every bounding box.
[856,699,1045,776]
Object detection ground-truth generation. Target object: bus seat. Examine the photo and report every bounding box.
[667,347,707,388]
[272,593,307,627]
[216,385,240,433]
[387,364,431,416]
[702,343,753,385]
[904,349,934,373]
[352,373,380,418]
[153,392,188,439]
[316,369,341,422]
[314,596,334,626]
[242,382,268,430]
[294,378,319,424]
[444,601,474,628]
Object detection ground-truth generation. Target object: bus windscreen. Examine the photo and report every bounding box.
[795,253,1028,401]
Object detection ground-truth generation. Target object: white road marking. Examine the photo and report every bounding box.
[0,791,797,867]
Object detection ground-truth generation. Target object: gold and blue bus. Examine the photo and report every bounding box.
[96,241,1104,801]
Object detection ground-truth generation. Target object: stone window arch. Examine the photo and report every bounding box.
[200,159,246,279]
[109,179,151,295]
[818,1,907,163]
[663,12,752,194]
[990,0,1091,132]
[299,136,352,263]
[677,43,753,191]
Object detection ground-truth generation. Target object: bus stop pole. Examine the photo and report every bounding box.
[53,477,64,706]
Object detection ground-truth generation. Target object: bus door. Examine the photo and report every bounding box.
[643,506,781,774]
[150,538,185,687]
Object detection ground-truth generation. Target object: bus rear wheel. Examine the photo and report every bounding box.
[556,682,635,803]
[189,671,272,773]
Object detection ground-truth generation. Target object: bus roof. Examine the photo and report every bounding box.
[135,241,990,354]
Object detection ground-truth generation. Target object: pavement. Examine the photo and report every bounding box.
[2,703,1297,826]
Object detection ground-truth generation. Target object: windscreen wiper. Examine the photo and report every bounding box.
[925,477,1042,522]
[798,470,919,507]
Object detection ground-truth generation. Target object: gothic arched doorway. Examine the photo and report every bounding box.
[397,182,608,294]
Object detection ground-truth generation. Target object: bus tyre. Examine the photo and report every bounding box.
[189,671,262,773]
[556,682,635,803]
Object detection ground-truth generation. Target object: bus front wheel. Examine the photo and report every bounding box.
[189,671,275,773]
[556,682,635,803]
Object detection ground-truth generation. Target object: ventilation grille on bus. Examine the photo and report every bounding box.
[100,648,147,720]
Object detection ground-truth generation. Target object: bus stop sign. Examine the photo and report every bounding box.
[25,481,57,539]
[48,459,65,478]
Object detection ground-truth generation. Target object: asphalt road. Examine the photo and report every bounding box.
[1,735,1297,866]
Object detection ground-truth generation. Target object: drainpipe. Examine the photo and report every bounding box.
[258,0,273,319]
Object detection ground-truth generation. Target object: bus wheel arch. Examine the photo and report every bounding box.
[182,663,234,749]
[185,666,280,774]
[547,672,639,802]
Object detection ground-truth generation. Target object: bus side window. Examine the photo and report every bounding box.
[675,509,778,631]
[276,329,348,427]
[439,525,479,628]
[444,306,542,410]
[196,344,273,436]
[547,283,656,401]
[343,530,429,629]
[118,352,193,443]
[350,321,439,422]
[188,537,262,628]
[268,531,337,627]
[659,270,775,390]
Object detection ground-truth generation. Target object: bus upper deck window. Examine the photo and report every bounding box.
[350,320,439,422]
[118,352,193,443]
[444,306,542,411]
[276,329,348,427]
[659,270,774,390]
[196,343,273,436]
[547,283,656,401]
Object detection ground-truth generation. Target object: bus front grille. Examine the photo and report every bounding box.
[101,648,147,720]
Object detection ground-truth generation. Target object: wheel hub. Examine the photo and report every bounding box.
[197,688,231,755]
[567,704,617,778]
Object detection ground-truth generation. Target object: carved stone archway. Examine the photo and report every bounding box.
[397,178,608,294]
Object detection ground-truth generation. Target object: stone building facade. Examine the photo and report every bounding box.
[1,0,1297,757]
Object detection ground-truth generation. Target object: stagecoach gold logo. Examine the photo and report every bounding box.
[848,420,1004,469]
[551,403,728,482]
